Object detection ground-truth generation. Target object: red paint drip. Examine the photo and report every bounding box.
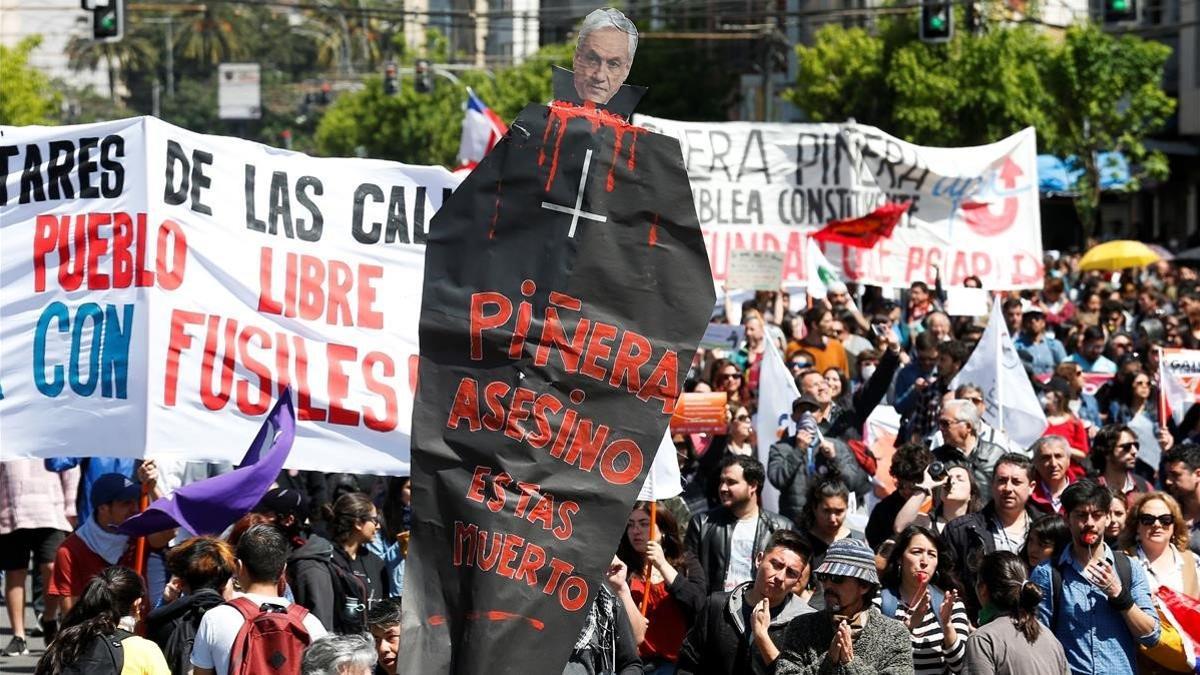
[465,610,546,631]
[489,179,502,239]
[541,100,646,194]
[649,213,659,246]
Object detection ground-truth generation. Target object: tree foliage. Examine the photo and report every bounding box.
[787,20,1174,235]
[0,36,59,125]
[316,44,574,165]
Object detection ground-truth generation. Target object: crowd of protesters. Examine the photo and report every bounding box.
[4,252,1200,674]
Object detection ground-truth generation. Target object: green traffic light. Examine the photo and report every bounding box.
[1111,0,1129,9]
[930,15,946,28]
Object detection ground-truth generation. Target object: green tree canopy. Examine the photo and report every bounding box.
[786,20,1174,235]
[1,36,60,125]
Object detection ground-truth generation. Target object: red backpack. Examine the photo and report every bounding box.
[226,597,313,675]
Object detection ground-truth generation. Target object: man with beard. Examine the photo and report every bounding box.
[942,454,1036,621]
[1163,443,1200,556]
[686,455,792,594]
[1090,424,1153,507]
[773,539,913,674]
[677,530,815,675]
[1031,480,1158,674]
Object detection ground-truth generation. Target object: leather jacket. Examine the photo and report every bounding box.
[684,507,794,594]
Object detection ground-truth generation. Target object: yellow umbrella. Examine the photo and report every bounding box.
[1078,240,1162,271]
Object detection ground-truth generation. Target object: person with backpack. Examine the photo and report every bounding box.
[35,565,170,675]
[1030,480,1159,675]
[322,492,389,633]
[146,537,236,675]
[191,524,327,675]
[876,525,970,674]
[253,488,338,630]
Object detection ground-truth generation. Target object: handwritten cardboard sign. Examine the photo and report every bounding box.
[725,248,785,291]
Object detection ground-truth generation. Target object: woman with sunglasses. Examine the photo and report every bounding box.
[708,358,746,408]
[322,492,390,627]
[1121,492,1200,596]
[876,525,970,674]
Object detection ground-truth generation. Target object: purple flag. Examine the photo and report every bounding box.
[120,391,297,536]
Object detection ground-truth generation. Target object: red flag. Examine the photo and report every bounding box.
[812,200,911,248]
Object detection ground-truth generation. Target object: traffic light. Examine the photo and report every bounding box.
[384,62,398,95]
[414,59,433,94]
[1104,0,1137,23]
[919,0,952,43]
[91,0,123,42]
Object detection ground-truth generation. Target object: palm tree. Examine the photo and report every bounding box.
[65,19,158,102]
[175,3,253,70]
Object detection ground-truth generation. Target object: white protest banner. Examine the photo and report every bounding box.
[944,287,990,317]
[635,116,1043,290]
[1161,347,1200,424]
[0,117,460,474]
[725,248,785,291]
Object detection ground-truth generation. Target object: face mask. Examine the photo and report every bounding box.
[860,365,877,382]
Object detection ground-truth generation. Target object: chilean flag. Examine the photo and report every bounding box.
[456,88,507,173]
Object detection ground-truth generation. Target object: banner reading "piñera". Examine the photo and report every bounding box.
[635,117,1043,290]
[0,117,458,473]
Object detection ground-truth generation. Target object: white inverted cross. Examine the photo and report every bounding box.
[540,148,607,238]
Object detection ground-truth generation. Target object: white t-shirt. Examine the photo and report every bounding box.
[724,516,758,591]
[190,592,328,675]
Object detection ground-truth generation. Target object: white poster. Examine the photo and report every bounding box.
[0,116,460,474]
[635,116,1044,290]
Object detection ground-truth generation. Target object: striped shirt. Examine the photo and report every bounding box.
[874,591,970,674]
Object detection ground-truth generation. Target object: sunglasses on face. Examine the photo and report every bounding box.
[1117,441,1140,452]
[966,397,983,405]
[734,414,752,422]
[719,372,743,381]
[817,572,849,584]
[790,362,812,370]
[1138,513,1175,527]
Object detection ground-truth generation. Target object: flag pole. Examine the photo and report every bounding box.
[132,481,150,579]
[1158,346,1169,428]
[994,293,1005,432]
[640,500,657,616]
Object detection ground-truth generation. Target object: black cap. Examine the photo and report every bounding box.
[255,488,310,521]
[793,393,821,411]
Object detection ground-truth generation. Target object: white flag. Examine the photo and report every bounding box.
[1160,350,1197,425]
[951,299,1047,449]
[806,238,840,297]
[755,336,800,512]
[637,430,684,501]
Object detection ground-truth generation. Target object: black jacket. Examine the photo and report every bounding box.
[332,543,391,606]
[288,534,337,629]
[823,347,902,440]
[942,501,1037,621]
[146,588,225,675]
[676,583,815,675]
[685,507,793,595]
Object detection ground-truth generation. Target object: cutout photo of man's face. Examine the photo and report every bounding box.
[573,27,633,105]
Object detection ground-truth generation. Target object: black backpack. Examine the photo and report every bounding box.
[156,590,224,675]
[60,628,131,675]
